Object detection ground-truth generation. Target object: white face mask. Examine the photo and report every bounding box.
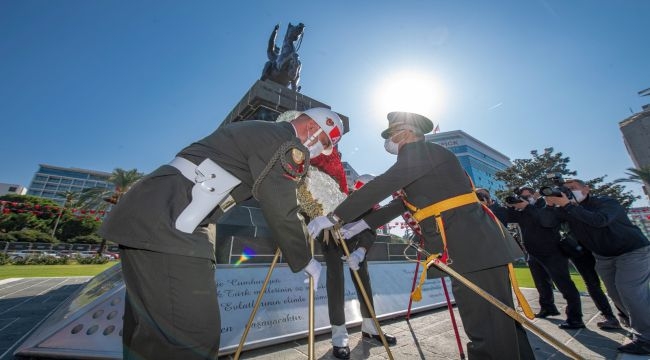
[527,197,536,205]
[571,190,586,203]
[303,128,324,158]
[384,138,399,155]
[383,131,403,155]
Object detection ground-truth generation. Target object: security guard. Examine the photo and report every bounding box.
[308,112,535,360]
[99,108,344,360]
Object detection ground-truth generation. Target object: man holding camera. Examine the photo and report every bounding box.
[505,187,585,329]
[542,179,650,355]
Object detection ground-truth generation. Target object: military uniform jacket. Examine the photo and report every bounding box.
[334,141,523,274]
[99,121,312,272]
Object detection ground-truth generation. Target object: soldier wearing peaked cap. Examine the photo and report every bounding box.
[308,111,535,360]
[99,108,345,360]
[380,111,434,139]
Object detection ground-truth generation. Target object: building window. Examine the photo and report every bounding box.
[8,186,17,192]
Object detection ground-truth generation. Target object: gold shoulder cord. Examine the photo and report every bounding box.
[251,141,308,199]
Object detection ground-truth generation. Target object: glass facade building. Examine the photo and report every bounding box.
[27,164,114,205]
[425,130,511,194]
[342,161,360,193]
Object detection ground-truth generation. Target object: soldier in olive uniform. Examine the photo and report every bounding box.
[99,108,344,360]
[308,112,535,360]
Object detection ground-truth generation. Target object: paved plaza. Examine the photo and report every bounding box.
[0,277,647,360]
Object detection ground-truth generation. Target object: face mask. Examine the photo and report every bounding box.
[306,141,324,158]
[383,130,403,155]
[527,197,536,205]
[571,190,586,203]
[384,138,399,155]
[303,128,324,158]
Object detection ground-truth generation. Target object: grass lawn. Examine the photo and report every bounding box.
[514,266,587,292]
[0,262,117,280]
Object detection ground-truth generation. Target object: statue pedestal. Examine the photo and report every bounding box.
[220,79,349,132]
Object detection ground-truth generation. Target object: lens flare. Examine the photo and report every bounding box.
[234,247,256,266]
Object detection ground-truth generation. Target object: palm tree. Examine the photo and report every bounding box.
[79,168,144,210]
[51,190,82,238]
[614,166,650,197]
[79,168,144,255]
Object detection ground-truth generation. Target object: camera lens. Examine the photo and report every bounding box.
[539,186,554,197]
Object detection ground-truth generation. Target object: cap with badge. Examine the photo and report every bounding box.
[381,112,434,139]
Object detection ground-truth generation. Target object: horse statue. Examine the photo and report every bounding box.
[261,22,305,92]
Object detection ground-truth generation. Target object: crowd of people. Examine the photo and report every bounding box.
[99,107,650,359]
[476,180,650,355]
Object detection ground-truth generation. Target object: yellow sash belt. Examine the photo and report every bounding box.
[405,191,534,319]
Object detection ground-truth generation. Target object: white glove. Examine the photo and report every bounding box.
[302,258,322,292]
[307,215,336,238]
[341,219,369,239]
[341,247,366,271]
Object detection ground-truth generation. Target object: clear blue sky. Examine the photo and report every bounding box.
[1,0,649,205]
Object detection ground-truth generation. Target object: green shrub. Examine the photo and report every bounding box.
[0,232,16,242]
[9,229,55,243]
[57,218,101,242]
[0,253,8,265]
[12,254,69,265]
[69,233,103,244]
[74,255,109,264]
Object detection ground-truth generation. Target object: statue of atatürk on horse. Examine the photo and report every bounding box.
[261,22,305,92]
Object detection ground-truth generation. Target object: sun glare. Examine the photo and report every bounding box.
[374,71,443,122]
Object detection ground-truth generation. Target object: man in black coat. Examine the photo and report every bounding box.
[506,187,585,328]
[99,108,345,360]
[307,112,535,360]
[542,179,650,355]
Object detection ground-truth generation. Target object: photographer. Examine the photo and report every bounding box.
[505,187,584,329]
[542,179,650,355]
[476,188,508,225]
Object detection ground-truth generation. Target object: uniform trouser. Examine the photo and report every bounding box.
[120,246,221,360]
[594,245,650,343]
[321,238,374,326]
[569,250,615,317]
[451,265,535,360]
[528,253,582,322]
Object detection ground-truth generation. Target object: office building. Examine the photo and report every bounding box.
[619,106,650,169]
[342,161,360,192]
[425,130,511,193]
[27,164,114,205]
[0,183,27,196]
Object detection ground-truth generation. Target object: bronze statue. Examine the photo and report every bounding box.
[261,23,304,92]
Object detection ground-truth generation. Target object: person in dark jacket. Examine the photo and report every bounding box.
[476,188,508,225]
[506,187,585,328]
[542,179,650,355]
[307,112,535,360]
[99,108,345,360]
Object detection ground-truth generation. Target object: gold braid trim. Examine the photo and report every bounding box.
[252,141,307,200]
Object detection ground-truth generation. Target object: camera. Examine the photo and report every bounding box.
[539,173,573,199]
[504,195,525,204]
[503,187,525,204]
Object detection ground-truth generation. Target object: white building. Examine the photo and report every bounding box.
[0,183,27,196]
